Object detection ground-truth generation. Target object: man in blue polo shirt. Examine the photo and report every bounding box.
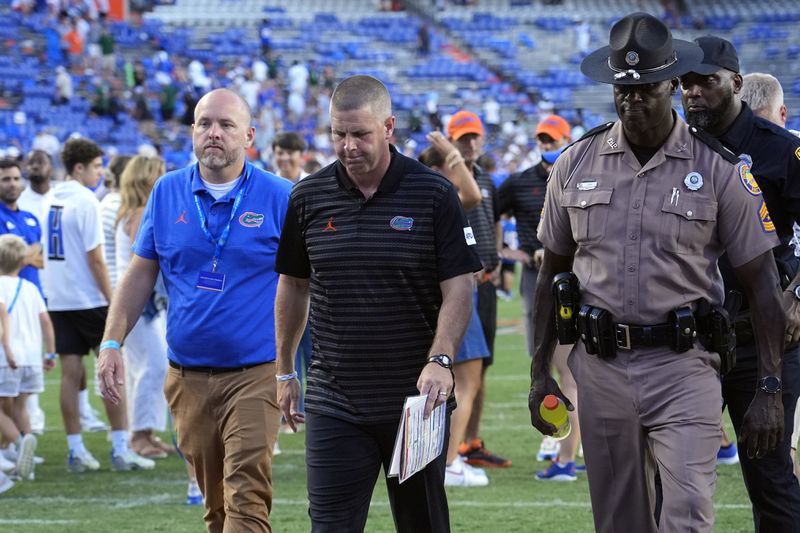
[0,158,43,295]
[97,88,291,533]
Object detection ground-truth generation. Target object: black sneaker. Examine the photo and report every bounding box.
[459,439,512,468]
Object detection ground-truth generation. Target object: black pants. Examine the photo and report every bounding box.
[305,412,451,533]
[723,344,800,532]
[476,280,498,364]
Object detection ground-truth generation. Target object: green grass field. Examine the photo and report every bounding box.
[0,291,755,532]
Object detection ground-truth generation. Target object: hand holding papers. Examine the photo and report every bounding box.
[388,395,447,484]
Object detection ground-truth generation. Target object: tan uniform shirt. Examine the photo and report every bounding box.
[538,118,778,324]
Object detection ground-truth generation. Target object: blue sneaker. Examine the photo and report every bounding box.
[535,460,577,481]
[717,443,739,465]
[575,463,586,473]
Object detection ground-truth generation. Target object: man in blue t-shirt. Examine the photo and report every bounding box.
[97,88,291,533]
[0,158,43,295]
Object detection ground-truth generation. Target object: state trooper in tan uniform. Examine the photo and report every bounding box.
[528,13,786,533]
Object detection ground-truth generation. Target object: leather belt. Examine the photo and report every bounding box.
[168,360,268,375]
[614,323,674,350]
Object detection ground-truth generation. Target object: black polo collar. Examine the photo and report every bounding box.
[719,101,753,153]
[334,144,404,194]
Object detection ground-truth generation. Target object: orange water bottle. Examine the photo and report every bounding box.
[539,394,571,440]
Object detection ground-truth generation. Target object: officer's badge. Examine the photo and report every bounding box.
[625,51,639,66]
[684,172,703,191]
[795,146,800,161]
[738,163,760,196]
[759,200,775,233]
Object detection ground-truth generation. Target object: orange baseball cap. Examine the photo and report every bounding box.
[448,110,485,140]
[535,115,571,141]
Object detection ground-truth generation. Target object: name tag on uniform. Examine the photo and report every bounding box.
[197,271,225,292]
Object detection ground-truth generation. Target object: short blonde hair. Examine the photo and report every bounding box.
[0,234,27,274]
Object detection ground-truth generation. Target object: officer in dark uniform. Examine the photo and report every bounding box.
[530,14,786,533]
[681,35,800,532]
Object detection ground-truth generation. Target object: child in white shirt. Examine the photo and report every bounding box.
[0,234,55,481]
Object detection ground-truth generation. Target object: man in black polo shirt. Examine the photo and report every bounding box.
[680,36,800,531]
[274,75,481,533]
[498,114,571,359]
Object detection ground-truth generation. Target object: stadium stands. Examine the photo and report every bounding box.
[0,0,798,169]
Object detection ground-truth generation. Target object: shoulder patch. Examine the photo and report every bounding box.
[738,163,761,196]
[795,146,800,161]
[688,126,740,164]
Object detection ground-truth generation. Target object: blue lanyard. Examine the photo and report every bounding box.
[7,278,22,314]
[192,165,251,272]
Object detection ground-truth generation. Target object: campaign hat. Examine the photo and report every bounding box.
[580,12,703,85]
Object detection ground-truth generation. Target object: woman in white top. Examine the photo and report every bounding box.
[115,156,173,459]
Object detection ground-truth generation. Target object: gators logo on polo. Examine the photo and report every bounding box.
[739,163,760,196]
[239,212,264,228]
[759,200,775,233]
[390,216,414,231]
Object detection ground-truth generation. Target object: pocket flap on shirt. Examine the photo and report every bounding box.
[660,196,718,221]
[562,188,613,209]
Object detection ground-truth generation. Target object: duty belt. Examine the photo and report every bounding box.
[613,323,674,350]
[578,304,696,359]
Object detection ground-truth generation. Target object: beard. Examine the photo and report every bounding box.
[27,173,48,185]
[195,145,238,170]
[685,89,735,131]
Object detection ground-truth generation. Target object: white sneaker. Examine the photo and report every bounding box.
[80,408,108,433]
[186,480,203,505]
[1,444,17,462]
[0,453,15,473]
[110,449,156,472]
[445,456,489,487]
[0,471,14,494]
[15,434,37,480]
[29,407,45,435]
[537,436,560,462]
[273,441,281,456]
[68,449,101,473]
[33,456,44,465]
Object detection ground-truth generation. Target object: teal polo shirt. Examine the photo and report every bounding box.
[133,161,291,367]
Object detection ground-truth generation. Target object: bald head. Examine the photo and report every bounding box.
[330,75,392,120]
[194,88,252,125]
[192,88,255,182]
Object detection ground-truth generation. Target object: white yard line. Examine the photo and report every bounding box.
[1,495,751,511]
[0,519,79,525]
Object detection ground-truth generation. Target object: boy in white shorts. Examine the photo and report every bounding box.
[0,235,42,482]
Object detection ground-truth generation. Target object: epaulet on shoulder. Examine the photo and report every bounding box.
[578,121,614,141]
[560,122,614,155]
[688,125,740,165]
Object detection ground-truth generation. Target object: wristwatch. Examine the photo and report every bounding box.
[793,285,800,301]
[427,354,453,370]
[759,376,782,394]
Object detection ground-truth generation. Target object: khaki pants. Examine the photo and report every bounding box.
[569,343,722,533]
[165,362,280,533]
